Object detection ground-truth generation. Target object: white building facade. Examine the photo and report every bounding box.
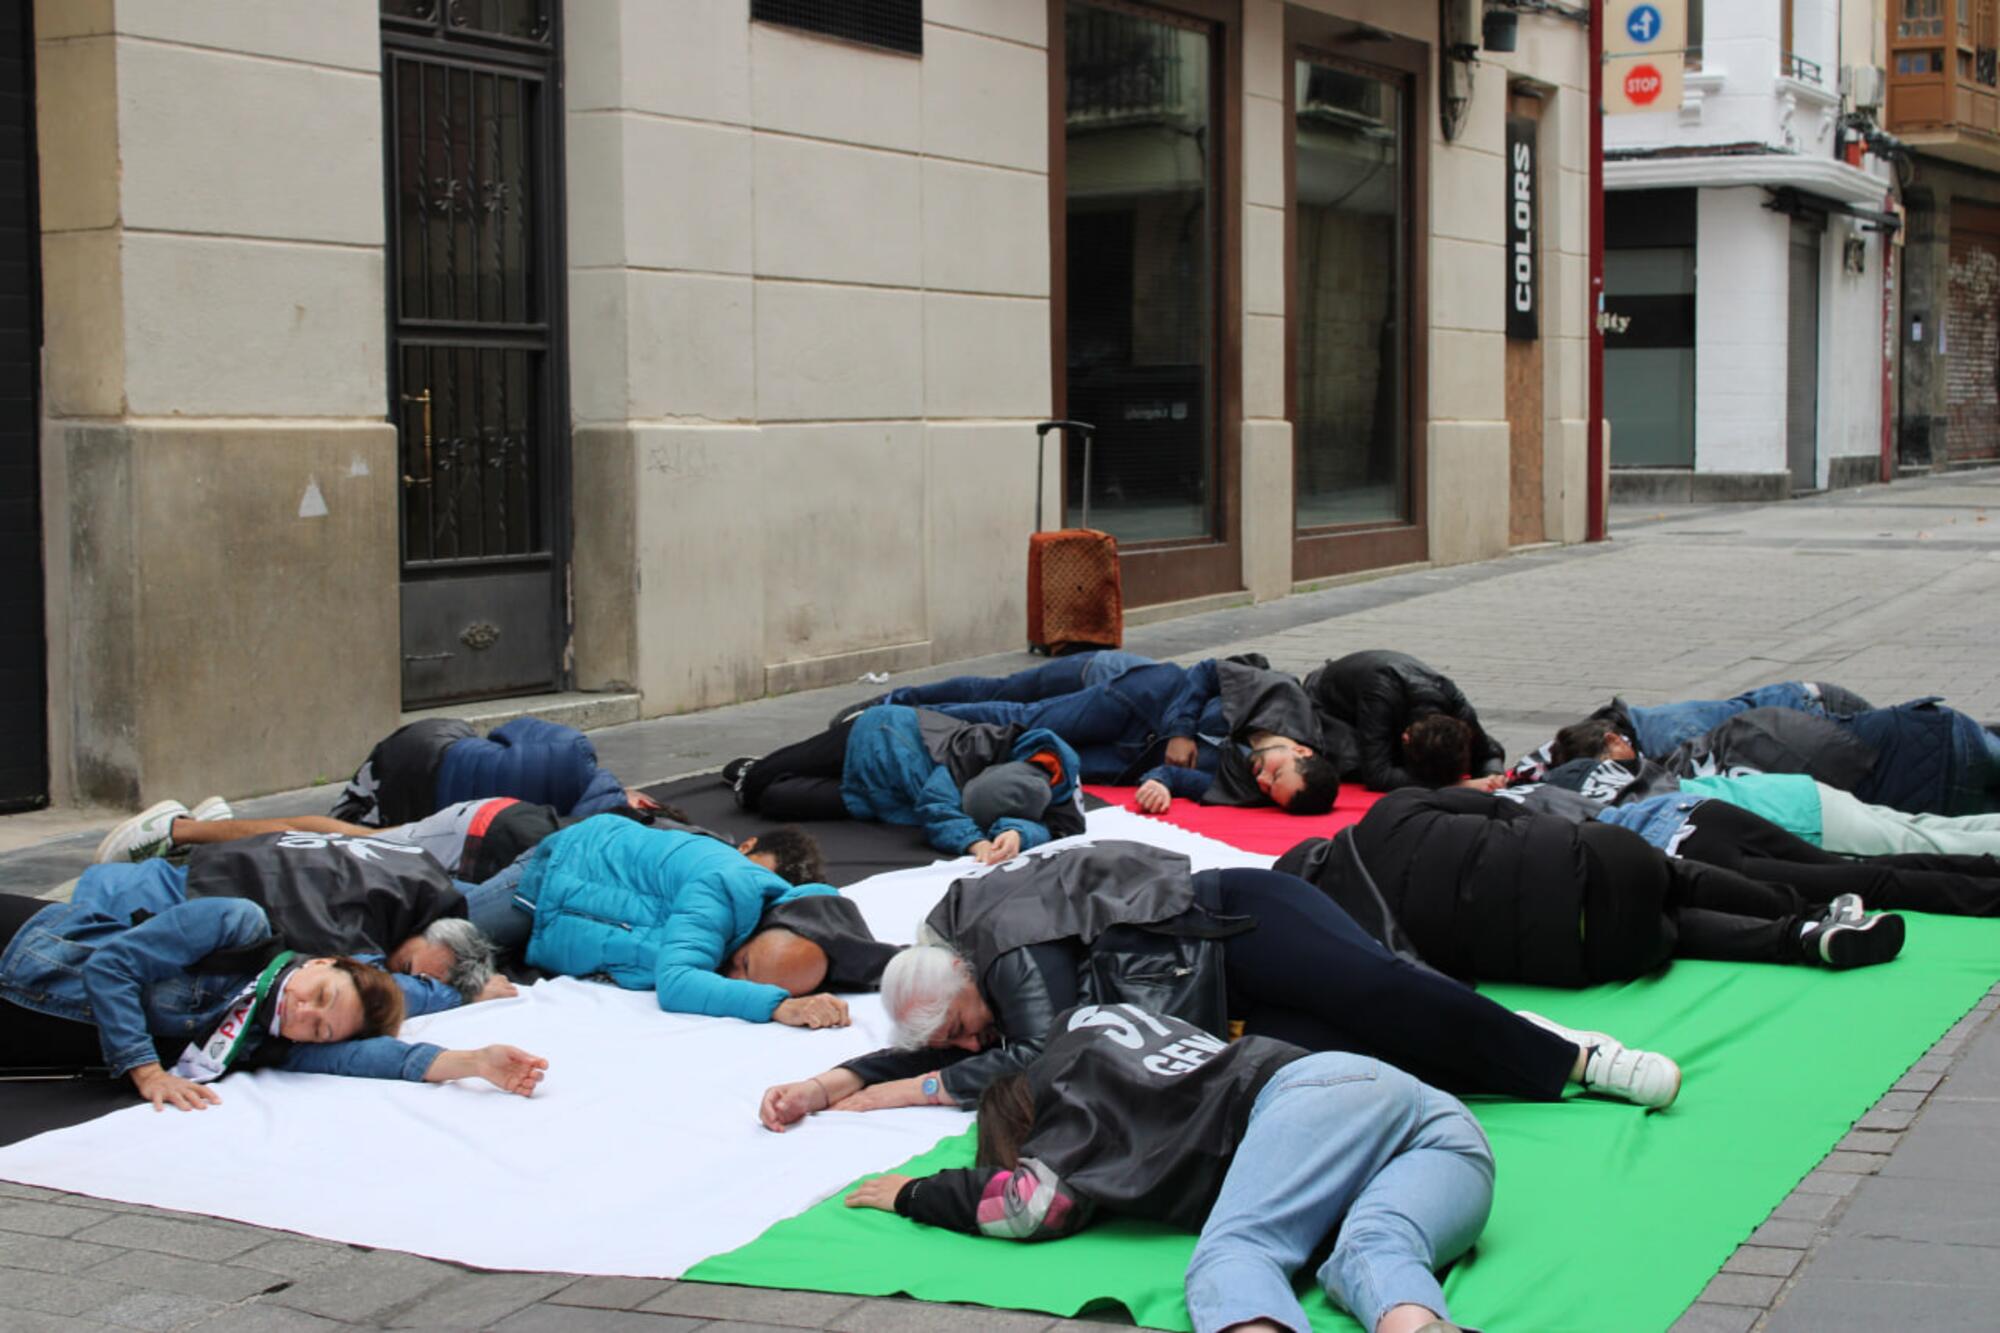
[1603,0,1898,500]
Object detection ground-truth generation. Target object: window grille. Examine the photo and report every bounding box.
[751,1,923,56]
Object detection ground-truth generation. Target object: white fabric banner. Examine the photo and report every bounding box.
[0,809,1270,1277]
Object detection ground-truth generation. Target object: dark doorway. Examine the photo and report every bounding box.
[0,1,46,811]
[1786,216,1823,491]
[381,0,569,707]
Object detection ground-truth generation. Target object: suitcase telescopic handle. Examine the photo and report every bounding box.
[1034,419,1097,532]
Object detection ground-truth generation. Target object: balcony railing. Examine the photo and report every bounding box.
[1782,52,1825,84]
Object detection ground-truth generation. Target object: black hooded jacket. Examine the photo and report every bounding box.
[894,1005,1306,1239]
[1202,661,1329,807]
[840,842,1251,1102]
[1299,786,1603,986]
[1304,650,1505,791]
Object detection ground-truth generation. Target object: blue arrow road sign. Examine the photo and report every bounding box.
[1626,4,1662,43]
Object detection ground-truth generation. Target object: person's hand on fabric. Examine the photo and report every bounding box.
[1135,779,1172,814]
[845,1173,912,1212]
[830,1075,934,1113]
[972,830,1022,865]
[426,1045,548,1095]
[774,995,851,1029]
[475,975,519,1002]
[130,1062,222,1112]
[625,788,662,812]
[758,1070,859,1131]
[1455,774,1506,792]
[1164,737,1199,768]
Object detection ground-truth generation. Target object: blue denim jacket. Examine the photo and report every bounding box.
[1591,792,1711,853]
[0,898,446,1081]
[69,859,466,1016]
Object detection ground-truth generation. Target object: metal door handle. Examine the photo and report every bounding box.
[401,389,433,486]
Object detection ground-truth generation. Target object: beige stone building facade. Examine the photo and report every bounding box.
[22,0,1596,809]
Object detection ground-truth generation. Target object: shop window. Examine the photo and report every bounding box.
[1293,54,1410,529]
[750,0,923,56]
[1060,1,1219,542]
[1604,190,1697,469]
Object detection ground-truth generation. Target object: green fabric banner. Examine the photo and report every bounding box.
[692,915,2000,1331]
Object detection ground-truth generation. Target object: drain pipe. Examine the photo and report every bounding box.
[1587,0,1607,540]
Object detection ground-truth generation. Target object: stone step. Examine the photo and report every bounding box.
[399,690,641,736]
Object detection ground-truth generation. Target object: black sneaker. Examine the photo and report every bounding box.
[1801,912,1906,969]
[721,757,756,786]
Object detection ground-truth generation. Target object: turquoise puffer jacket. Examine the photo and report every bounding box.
[520,817,835,1022]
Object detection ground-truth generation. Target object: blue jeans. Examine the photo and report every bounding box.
[885,650,1155,708]
[1183,1053,1494,1333]
[1628,681,1822,757]
[461,857,536,952]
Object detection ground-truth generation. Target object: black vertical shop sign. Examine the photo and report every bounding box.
[1506,115,1538,341]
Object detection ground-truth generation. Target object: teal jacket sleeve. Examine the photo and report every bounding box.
[989,817,1053,852]
[653,874,789,1022]
[914,768,987,855]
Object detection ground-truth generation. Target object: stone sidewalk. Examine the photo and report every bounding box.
[4,468,1999,1330]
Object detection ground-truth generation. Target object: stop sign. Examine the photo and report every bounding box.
[1624,62,1664,105]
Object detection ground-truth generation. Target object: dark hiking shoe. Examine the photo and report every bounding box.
[1802,912,1906,969]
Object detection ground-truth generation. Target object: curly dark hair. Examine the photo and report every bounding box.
[1404,715,1474,788]
[755,826,827,886]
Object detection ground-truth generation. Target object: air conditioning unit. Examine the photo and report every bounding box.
[1842,64,1886,110]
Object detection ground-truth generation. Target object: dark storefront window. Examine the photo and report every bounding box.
[1294,56,1409,529]
[1605,189,1697,467]
[1061,1,1218,541]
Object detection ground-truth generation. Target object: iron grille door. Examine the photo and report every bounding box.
[382,0,568,706]
[0,0,45,809]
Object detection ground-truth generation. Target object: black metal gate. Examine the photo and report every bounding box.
[382,0,568,706]
[0,1,46,810]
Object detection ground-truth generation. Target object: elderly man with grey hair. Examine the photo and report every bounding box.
[71,831,513,1012]
[759,842,1683,1132]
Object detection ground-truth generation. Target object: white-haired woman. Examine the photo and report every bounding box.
[759,857,1681,1132]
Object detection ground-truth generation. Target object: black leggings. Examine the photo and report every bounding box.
[1681,798,2000,917]
[1203,868,1578,1101]
[739,719,855,821]
[0,893,105,1071]
[1578,821,1808,968]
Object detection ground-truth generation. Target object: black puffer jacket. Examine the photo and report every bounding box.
[841,842,1250,1103]
[1304,651,1505,791]
[1320,786,1596,986]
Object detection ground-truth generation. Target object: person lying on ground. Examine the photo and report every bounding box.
[1510,680,1875,781]
[844,1004,1490,1333]
[73,831,510,1007]
[473,815,887,1027]
[852,654,1340,819]
[758,842,1682,1130]
[0,892,547,1110]
[726,705,1087,864]
[97,794,827,887]
[1553,701,2000,818]
[1302,649,1506,791]
[328,715,653,828]
[1274,787,1906,990]
[1525,740,2000,917]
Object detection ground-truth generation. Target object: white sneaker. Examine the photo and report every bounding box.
[188,795,235,823]
[1517,1009,1682,1109]
[93,800,190,864]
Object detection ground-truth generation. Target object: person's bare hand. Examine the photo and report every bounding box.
[625,788,662,812]
[976,830,1022,864]
[1164,737,1199,768]
[473,1045,548,1096]
[476,975,519,1002]
[759,1078,829,1132]
[845,1173,912,1211]
[1455,774,1505,792]
[1135,780,1172,814]
[130,1063,222,1112]
[774,994,851,1029]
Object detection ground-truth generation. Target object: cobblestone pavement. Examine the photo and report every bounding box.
[4,468,1998,1330]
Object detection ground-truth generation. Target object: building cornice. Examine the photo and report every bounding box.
[1604,151,1890,205]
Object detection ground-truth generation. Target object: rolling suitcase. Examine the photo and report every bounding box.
[1028,419,1123,655]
